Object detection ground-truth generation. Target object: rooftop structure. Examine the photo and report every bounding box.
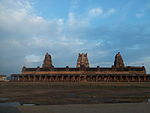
[114,52,125,68]
[76,53,89,68]
[42,53,54,68]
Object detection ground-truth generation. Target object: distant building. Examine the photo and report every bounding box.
[11,52,149,82]
[0,75,7,81]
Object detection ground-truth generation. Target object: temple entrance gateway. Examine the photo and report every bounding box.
[80,75,87,82]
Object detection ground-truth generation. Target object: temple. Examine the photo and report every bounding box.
[11,52,149,82]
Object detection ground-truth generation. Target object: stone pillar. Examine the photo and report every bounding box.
[116,76,119,82]
[75,76,77,82]
[133,76,135,81]
[73,76,75,82]
[107,75,110,82]
[68,76,70,82]
[111,76,114,82]
[22,75,24,82]
[126,76,129,82]
[104,76,107,82]
[44,75,47,81]
[61,76,64,82]
[33,75,36,82]
[16,76,18,81]
[49,76,51,82]
[53,76,55,82]
[17,76,19,81]
[120,76,123,82]
[144,76,146,81]
[96,76,98,82]
[28,75,30,81]
[78,76,80,82]
[39,75,42,81]
[50,76,52,82]
[58,76,61,82]
[138,76,140,82]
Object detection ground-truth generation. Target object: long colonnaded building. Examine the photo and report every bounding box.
[11,52,149,82]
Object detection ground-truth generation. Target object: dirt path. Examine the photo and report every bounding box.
[18,103,150,113]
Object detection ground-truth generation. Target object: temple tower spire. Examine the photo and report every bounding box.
[114,52,125,68]
[76,53,89,68]
[42,52,54,68]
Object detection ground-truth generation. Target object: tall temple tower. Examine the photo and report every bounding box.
[76,53,89,68]
[42,53,54,68]
[114,52,125,68]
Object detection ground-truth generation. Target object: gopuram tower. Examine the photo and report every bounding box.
[76,53,89,68]
[114,52,125,68]
[42,53,54,68]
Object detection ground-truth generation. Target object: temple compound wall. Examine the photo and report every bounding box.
[11,52,149,82]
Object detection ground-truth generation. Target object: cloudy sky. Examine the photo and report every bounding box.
[0,0,150,75]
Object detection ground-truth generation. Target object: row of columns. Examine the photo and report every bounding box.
[11,74,149,82]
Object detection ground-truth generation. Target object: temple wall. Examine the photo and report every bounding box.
[21,70,145,75]
[11,74,150,82]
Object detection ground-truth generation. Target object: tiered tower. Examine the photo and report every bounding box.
[76,53,89,68]
[42,53,54,68]
[114,52,125,68]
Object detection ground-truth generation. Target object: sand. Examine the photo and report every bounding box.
[1,82,150,113]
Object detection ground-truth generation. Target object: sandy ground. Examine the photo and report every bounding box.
[0,82,150,104]
[0,82,150,113]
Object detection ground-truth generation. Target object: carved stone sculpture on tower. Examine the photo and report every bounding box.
[114,52,125,68]
[42,53,54,68]
[76,53,89,68]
